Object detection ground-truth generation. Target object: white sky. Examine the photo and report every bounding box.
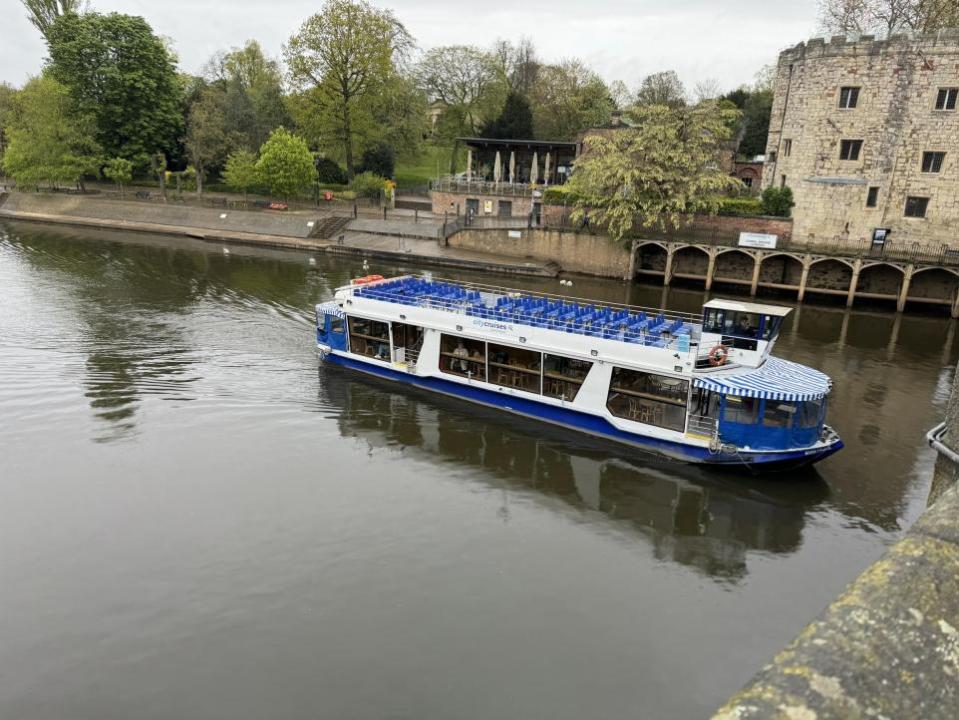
[1,0,822,92]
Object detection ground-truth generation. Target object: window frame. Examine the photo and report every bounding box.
[935,87,958,111]
[488,342,542,394]
[839,139,863,161]
[904,196,929,218]
[438,333,487,381]
[347,316,391,363]
[921,151,945,173]
[865,186,879,208]
[783,138,792,157]
[606,367,689,432]
[543,354,593,402]
[839,86,860,109]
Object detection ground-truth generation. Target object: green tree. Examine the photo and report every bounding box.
[566,101,742,242]
[254,127,316,199]
[634,70,687,108]
[46,12,183,161]
[722,67,774,158]
[529,59,614,140]
[19,0,85,38]
[818,0,959,36]
[184,86,234,194]
[3,75,101,189]
[285,0,413,180]
[222,149,259,198]
[416,45,502,136]
[761,186,794,217]
[481,91,533,139]
[351,171,386,200]
[0,82,17,161]
[358,141,395,178]
[103,156,133,194]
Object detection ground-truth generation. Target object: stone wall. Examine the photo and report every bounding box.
[431,190,533,219]
[447,227,629,278]
[765,31,959,249]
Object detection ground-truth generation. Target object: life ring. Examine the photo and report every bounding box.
[707,345,729,366]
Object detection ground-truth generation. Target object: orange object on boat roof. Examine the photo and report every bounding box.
[351,274,384,285]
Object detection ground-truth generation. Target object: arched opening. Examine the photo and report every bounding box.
[635,243,667,281]
[805,259,853,298]
[906,268,959,309]
[853,263,904,307]
[713,250,754,286]
[758,254,804,293]
[671,246,710,285]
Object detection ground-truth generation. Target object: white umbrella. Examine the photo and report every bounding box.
[530,152,539,185]
[509,151,515,184]
[544,152,552,186]
[493,151,502,184]
[466,149,473,183]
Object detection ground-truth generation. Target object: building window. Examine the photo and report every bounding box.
[768,151,777,163]
[741,177,753,188]
[866,186,879,207]
[439,334,486,381]
[543,354,592,401]
[348,316,390,362]
[935,88,958,111]
[498,200,512,217]
[488,343,541,393]
[839,86,860,109]
[780,174,787,188]
[606,367,688,432]
[921,151,945,173]
[904,196,929,218]
[839,139,863,161]
[783,139,792,157]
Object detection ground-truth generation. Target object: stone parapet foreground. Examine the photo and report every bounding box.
[713,481,959,719]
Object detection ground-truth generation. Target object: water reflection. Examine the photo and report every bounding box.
[321,365,829,583]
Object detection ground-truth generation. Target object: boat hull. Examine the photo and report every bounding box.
[323,351,843,471]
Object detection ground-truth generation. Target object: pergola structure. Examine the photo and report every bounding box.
[452,137,578,186]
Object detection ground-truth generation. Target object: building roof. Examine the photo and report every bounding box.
[702,299,793,317]
[693,357,831,401]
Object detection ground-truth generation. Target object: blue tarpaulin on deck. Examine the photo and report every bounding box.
[693,357,831,402]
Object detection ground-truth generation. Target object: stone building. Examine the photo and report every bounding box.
[764,30,959,250]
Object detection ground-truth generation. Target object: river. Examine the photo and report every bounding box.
[0,221,952,719]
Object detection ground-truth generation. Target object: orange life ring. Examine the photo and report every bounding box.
[708,345,729,366]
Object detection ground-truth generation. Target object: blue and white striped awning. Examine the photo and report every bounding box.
[693,357,831,402]
[316,301,345,319]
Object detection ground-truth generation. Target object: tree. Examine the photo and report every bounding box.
[285,0,413,180]
[415,45,501,136]
[722,66,774,158]
[694,78,724,103]
[184,86,234,194]
[818,0,959,35]
[358,141,395,178]
[481,92,533,139]
[761,186,794,217]
[19,0,85,39]
[490,37,539,95]
[222,149,259,198]
[529,59,614,140]
[46,12,183,161]
[2,75,101,190]
[566,101,742,242]
[0,82,17,161]
[315,156,347,184]
[103,157,133,194]
[635,71,687,108]
[351,171,386,200]
[255,127,316,199]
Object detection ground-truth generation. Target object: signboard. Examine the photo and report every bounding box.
[738,232,778,249]
[483,200,493,214]
[872,228,891,246]
[508,230,522,239]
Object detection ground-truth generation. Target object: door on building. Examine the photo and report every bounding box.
[498,200,512,217]
[532,202,542,226]
[465,198,479,224]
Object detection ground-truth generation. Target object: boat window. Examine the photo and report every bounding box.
[723,396,759,425]
[763,400,796,428]
[543,354,592,401]
[798,398,824,428]
[439,334,486,381]
[489,343,542,393]
[330,317,344,333]
[703,308,724,333]
[760,315,783,341]
[348,316,390,362]
[606,367,688,432]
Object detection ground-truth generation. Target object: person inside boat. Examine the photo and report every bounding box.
[375,343,390,360]
[736,315,756,338]
[453,340,470,372]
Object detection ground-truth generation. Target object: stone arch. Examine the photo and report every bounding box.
[671,245,710,280]
[906,267,959,305]
[855,262,905,299]
[713,249,755,283]
[805,258,853,296]
[758,253,804,288]
[635,242,668,275]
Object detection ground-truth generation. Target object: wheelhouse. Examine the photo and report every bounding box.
[700,298,791,368]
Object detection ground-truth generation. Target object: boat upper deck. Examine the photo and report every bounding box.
[342,276,703,350]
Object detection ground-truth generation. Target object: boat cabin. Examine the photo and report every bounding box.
[699,299,791,369]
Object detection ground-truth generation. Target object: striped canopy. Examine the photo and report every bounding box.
[693,357,831,402]
[316,301,345,319]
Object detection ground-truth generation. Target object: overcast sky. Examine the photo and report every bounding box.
[1,0,823,92]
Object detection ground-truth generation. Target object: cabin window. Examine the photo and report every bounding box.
[330,317,344,333]
[543,354,592,401]
[798,398,824,428]
[488,343,542,393]
[760,315,783,341]
[439,334,486,381]
[348,316,390,362]
[703,308,763,350]
[723,396,759,425]
[763,400,796,428]
[606,367,688,432]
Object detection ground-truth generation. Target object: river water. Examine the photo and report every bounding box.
[0,221,953,719]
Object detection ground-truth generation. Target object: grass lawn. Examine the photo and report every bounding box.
[394,144,461,190]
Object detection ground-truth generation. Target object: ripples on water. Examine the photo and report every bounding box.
[0,221,953,719]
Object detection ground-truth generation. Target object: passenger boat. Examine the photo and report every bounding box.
[315,275,843,470]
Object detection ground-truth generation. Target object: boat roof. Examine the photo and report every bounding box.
[693,357,831,401]
[702,298,793,317]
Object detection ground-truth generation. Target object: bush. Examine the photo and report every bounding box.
[358,142,395,178]
[315,156,347,185]
[542,185,587,206]
[351,172,387,200]
[334,190,357,201]
[718,197,764,217]
[761,186,794,217]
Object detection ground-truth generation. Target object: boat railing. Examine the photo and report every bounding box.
[355,285,701,352]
